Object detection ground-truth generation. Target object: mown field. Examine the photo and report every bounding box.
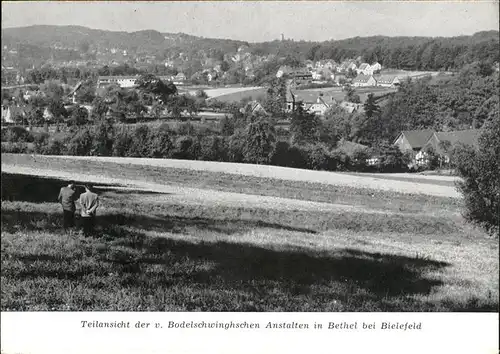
[1,154,498,311]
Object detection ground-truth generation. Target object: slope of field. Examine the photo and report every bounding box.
[1,154,497,312]
[204,87,267,103]
[12,154,460,198]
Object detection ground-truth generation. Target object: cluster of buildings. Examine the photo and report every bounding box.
[285,89,363,116]
[96,72,187,89]
[277,60,384,86]
[352,74,400,88]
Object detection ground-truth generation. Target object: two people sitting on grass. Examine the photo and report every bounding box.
[58,182,99,236]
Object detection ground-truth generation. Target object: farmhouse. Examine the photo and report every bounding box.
[286,90,335,115]
[307,96,331,116]
[173,73,187,84]
[338,60,357,73]
[416,129,483,164]
[393,129,435,158]
[375,75,400,87]
[352,74,377,87]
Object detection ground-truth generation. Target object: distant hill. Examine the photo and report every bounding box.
[1,25,498,72]
[1,25,247,56]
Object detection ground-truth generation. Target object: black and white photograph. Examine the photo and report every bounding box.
[1,0,499,345]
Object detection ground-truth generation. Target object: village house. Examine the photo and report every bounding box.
[352,74,377,87]
[356,63,371,75]
[207,71,218,82]
[416,129,483,165]
[311,70,322,80]
[338,60,357,73]
[307,96,331,116]
[173,72,187,85]
[371,62,382,72]
[393,129,435,161]
[277,66,313,84]
[375,75,400,87]
[286,89,335,116]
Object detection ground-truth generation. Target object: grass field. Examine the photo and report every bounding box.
[1,154,498,311]
[205,87,268,103]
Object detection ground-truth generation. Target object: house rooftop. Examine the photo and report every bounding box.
[375,75,398,84]
[434,129,483,148]
[395,129,435,149]
[352,74,373,83]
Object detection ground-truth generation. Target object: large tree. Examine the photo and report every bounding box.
[453,119,500,235]
[289,104,322,145]
[243,119,276,164]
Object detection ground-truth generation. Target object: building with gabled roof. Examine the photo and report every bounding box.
[421,129,483,155]
[393,129,435,157]
[352,74,377,87]
[415,129,483,166]
[375,75,400,87]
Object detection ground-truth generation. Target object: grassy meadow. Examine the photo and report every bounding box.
[1,154,498,311]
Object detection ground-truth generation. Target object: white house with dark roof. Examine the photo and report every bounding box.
[352,74,377,87]
[307,96,331,116]
[375,75,400,87]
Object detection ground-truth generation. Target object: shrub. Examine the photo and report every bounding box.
[33,132,50,154]
[373,144,408,173]
[307,144,333,171]
[330,149,351,171]
[44,138,67,155]
[91,122,114,156]
[147,130,174,158]
[228,130,246,163]
[113,129,134,157]
[1,142,29,153]
[243,119,276,164]
[454,120,500,236]
[350,148,371,172]
[199,135,227,161]
[1,126,32,143]
[173,135,201,160]
[66,128,93,156]
[176,122,196,136]
[220,116,235,136]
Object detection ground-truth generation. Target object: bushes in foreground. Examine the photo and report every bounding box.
[453,119,499,236]
[1,122,410,173]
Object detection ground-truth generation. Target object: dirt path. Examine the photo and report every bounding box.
[2,164,436,216]
[40,155,460,198]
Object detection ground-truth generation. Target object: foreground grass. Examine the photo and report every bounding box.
[1,185,498,311]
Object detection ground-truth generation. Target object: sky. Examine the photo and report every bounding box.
[2,1,499,42]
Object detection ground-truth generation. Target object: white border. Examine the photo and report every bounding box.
[1,312,498,354]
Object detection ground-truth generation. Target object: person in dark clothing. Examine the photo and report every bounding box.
[79,184,99,236]
[58,181,77,230]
